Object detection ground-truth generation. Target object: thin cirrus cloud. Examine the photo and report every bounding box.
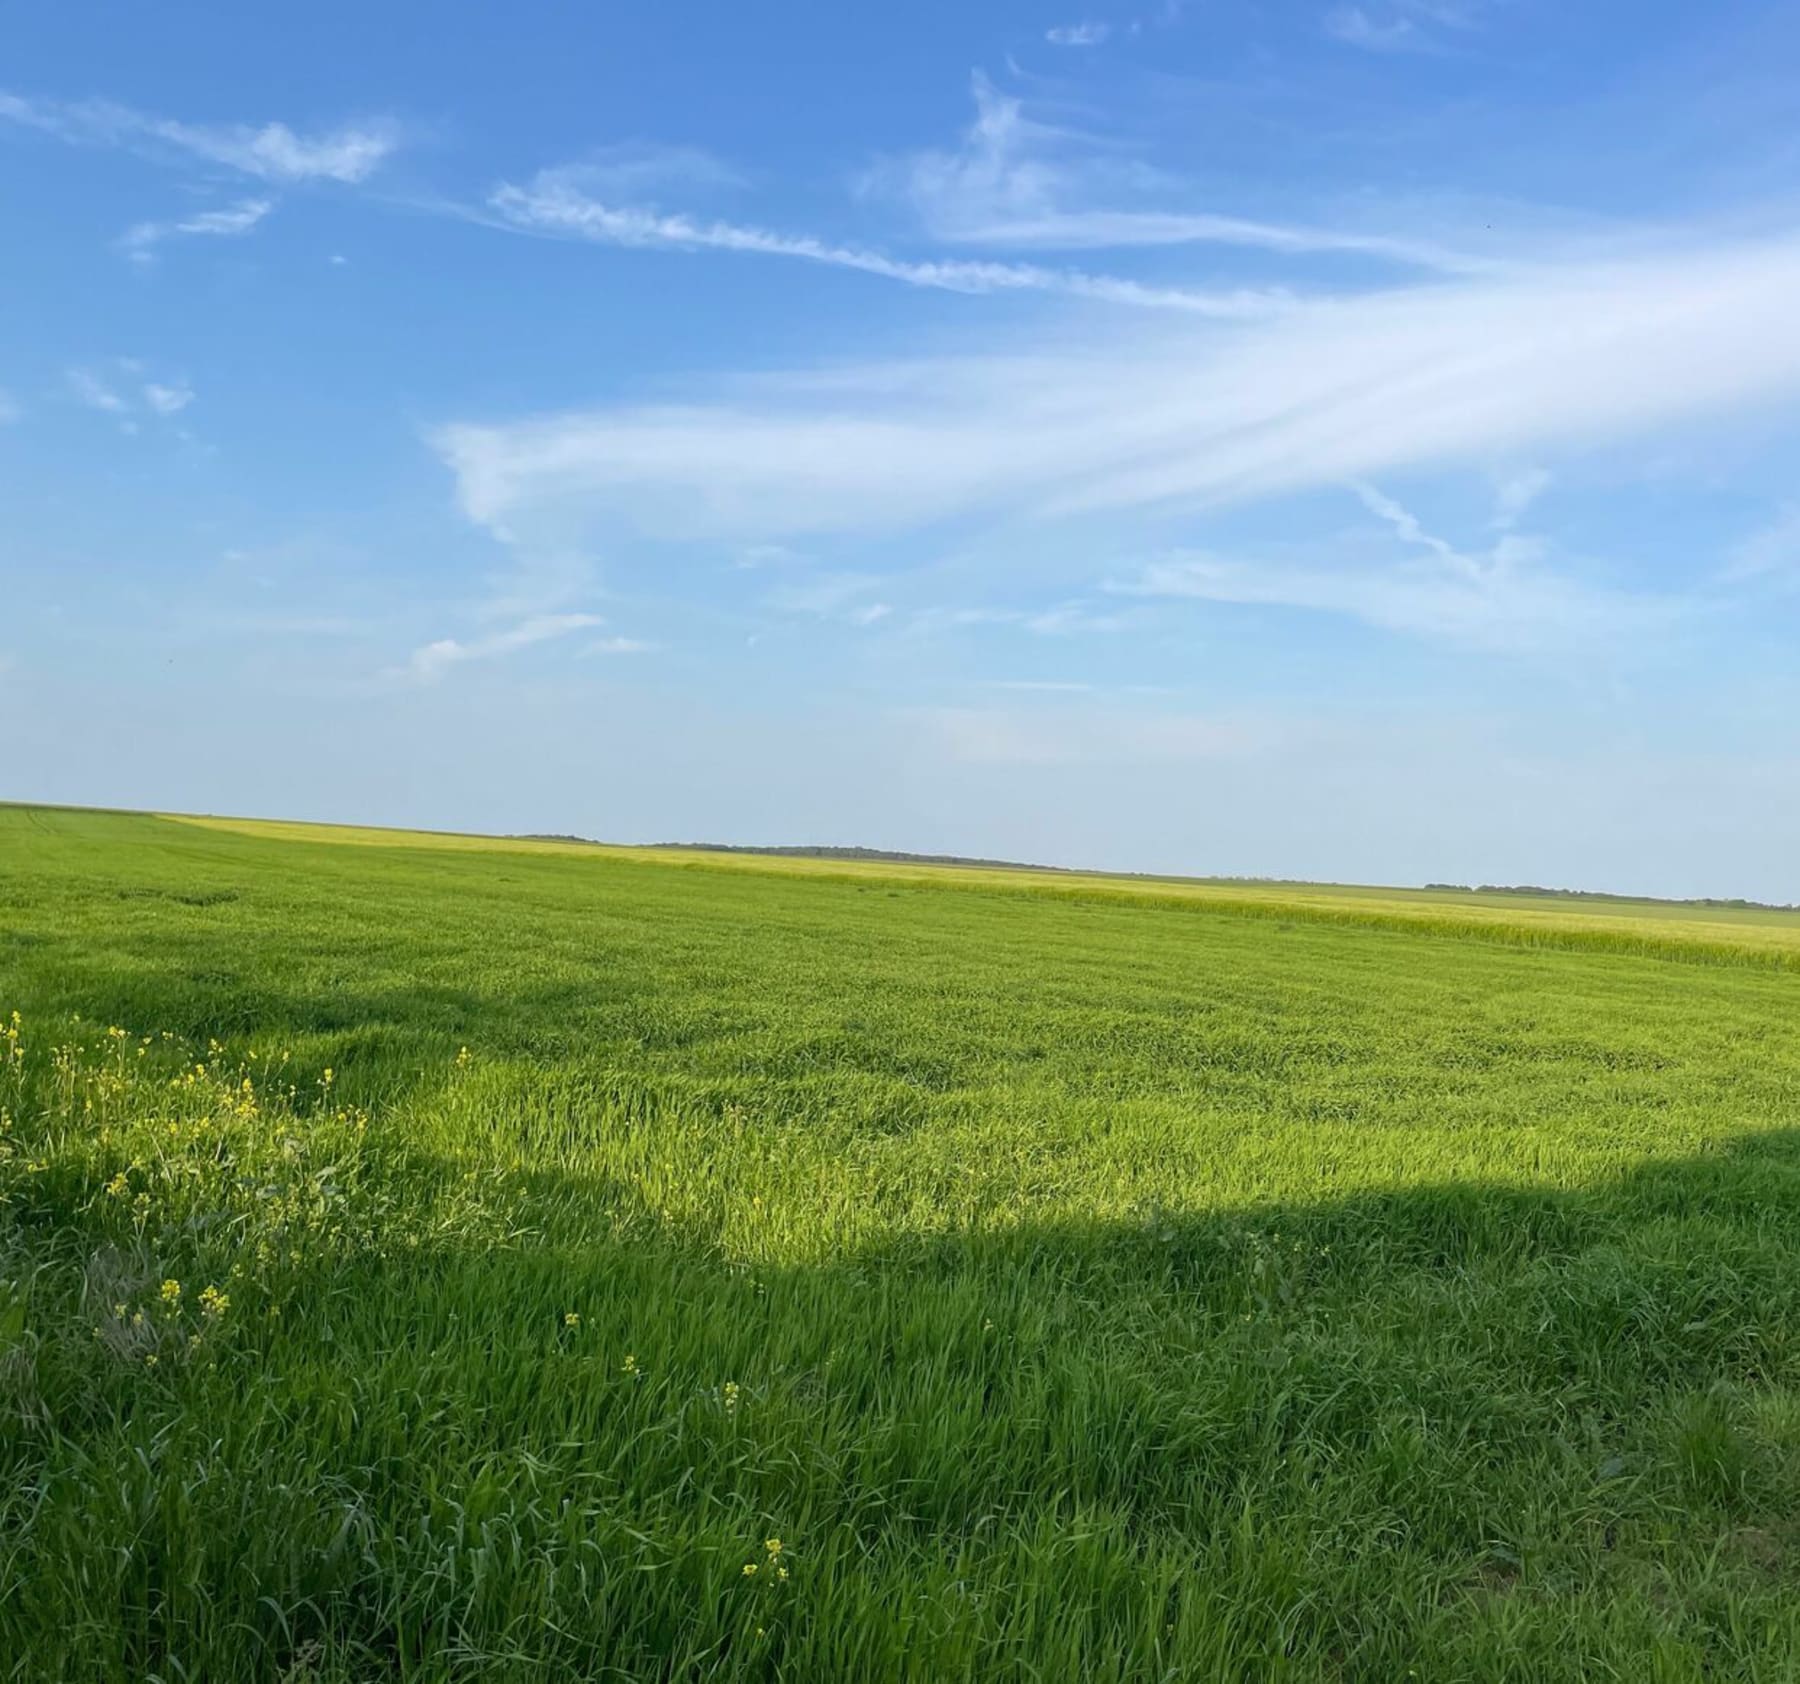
[432,231,1800,558]
[1105,479,1666,655]
[863,73,1489,274]
[403,612,607,683]
[142,382,195,415]
[118,197,272,263]
[67,365,194,420]
[1046,22,1111,46]
[486,171,1288,316]
[0,90,400,183]
[585,634,656,655]
[1324,7,1426,51]
[1325,0,1482,53]
[66,368,131,414]
[963,484,1654,656]
[766,570,895,626]
[944,208,1494,272]
[556,141,747,198]
[1490,467,1552,530]
[1111,540,1668,654]
[1722,507,1800,584]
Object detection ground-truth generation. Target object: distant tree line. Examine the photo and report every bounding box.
[1424,883,1799,912]
[511,834,1795,911]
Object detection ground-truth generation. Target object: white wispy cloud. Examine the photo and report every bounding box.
[68,364,196,421]
[859,71,1071,235]
[1351,481,1474,574]
[119,197,272,263]
[900,600,1129,640]
[550,142,746,198]
[1114,545,1663,653]
[1022,602,1127,635]
[945,209,1493,272]
[1325,0,1483,52]
[142,382,195,415]
[1325,7,1422,51]
[403,612,606,682]
[1491,467,1551,530]
[463,551,608,633]
[1111,482,1661,653]
[1723,507,1800,584]
[0,91,399,182]
[66,368,129,413]
[486,170,1286,315]
[432,231,1800,550]
[767,571,895,626]
[585,634,657,655]
[863,72,1487,273]
[1047,22,1111,46]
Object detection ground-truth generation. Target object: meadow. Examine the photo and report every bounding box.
[4,803,1800,1681]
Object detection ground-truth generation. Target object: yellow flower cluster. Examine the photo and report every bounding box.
[13,1013,512,1385]
[743,1537,790,1582]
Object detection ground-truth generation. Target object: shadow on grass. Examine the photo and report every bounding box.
[8,1116,1800,1682]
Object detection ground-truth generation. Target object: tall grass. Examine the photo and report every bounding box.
[3,806,1799,1680]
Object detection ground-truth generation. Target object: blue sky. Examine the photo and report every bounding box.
[6,1,1800,897]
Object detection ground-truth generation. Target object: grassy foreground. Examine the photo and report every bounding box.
[3,806,1800,1681]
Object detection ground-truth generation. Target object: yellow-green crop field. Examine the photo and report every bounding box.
[4,803,1800,1680]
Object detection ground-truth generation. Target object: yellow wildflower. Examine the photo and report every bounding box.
[160,1279,181,1306]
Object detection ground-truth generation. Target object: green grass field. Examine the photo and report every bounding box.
[5,804,1800,1681]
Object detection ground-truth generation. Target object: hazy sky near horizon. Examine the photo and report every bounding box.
[6,1,1800,898]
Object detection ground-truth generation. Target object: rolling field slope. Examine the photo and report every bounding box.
[4,804,1800,1680]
